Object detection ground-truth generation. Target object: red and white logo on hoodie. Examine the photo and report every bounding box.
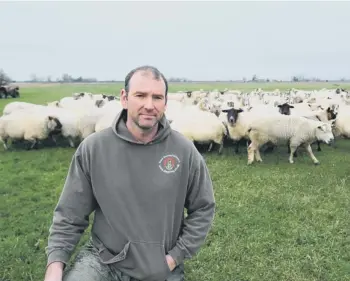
[159,154,180,173]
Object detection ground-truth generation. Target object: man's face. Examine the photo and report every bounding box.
[120,71,167,130]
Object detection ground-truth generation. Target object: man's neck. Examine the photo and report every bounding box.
[126,119,159,143]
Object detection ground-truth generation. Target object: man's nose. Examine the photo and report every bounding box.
[144,97,154,109]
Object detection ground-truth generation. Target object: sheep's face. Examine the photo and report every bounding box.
[327,105,338,119]
[47,116,63,132]
[73,92,86,100]
[211,103,222,117]
[120,70,167,131]
[227,101,234,108]
[221,108,243,126]
[315,123,334,145]
[278,103,294,115]
[95,99,105,108]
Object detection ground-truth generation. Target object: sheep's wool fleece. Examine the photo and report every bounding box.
[46,109,215,281]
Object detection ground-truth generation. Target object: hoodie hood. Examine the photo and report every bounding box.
[111,109,172,145]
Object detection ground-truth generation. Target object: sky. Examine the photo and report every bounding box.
[1,1,350,82]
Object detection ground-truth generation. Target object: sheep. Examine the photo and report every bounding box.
[2,101,42,115]
[0,111,62,150]
[246,115,335,165]
[170,110,227,154]
[168,93,185,102]
[219,108,254,154]
[291,106,338,153]
[59,97,97,112]
[40,107,82,147]
[95,111,120,132]
[209,99,223,117]
[11,105,103,148]
[220,107,279,154]
[332,109,350,139]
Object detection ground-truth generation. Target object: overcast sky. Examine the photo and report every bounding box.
[1,1,349,81]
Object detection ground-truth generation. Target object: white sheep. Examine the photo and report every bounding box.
[0,110,62,150]
[95,111,119,132]
[2,101,43,115]
[219,108,266,153]
[246,115,335,165]
[95,101,123,132]
[333,108,350,139]
[288,106,338,153]
[170,110,227,154]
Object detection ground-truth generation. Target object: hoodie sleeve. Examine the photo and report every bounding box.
[45,143,97,267]
[167,148,215,266]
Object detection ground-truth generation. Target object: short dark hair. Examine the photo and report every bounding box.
[124,65,168,99]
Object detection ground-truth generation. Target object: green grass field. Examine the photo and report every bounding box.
[1,82,350,281]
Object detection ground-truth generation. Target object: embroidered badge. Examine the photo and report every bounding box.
[159,154,180,173]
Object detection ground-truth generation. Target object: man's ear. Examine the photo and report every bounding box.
[120,89,128,109]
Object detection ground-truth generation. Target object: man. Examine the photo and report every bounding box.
[44,65,216,281]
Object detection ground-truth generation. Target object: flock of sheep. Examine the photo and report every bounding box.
[0,87,349,165]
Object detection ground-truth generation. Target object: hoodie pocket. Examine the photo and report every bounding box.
[97,240,130,264]
[119,241,171,281]
[94,239,171,281]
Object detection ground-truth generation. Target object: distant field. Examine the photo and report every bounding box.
[1,82,349,281]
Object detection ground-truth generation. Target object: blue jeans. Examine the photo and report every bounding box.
[62,239,185,281]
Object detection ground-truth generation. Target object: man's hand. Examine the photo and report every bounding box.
[166,254,176,271]
[44,261,64,281]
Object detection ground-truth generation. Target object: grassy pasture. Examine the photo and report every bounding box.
[1,82,350,281]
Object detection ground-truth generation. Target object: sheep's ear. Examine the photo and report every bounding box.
[48,116,53,121]
[317,124,326,132]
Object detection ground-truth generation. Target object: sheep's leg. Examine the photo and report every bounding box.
[31,139,38,150]
[247,139,251,147]
[208,142,213,152]
[287,140,298,157]
[255,148,263,162]
[289,145,298,163]
[1,138,8,150]
[68,137,75,148]
[317,141,322,151]
[218,139,224,154]
[332,138,337,149]
[27,138,37,150]
[234,141,239,153]
[51,134,57,144]
[305,144,320,165]
[247,142,257,165]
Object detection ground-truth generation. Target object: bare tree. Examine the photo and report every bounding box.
[0,69,12,85]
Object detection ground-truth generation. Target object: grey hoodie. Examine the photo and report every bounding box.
[46,109,215,281]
